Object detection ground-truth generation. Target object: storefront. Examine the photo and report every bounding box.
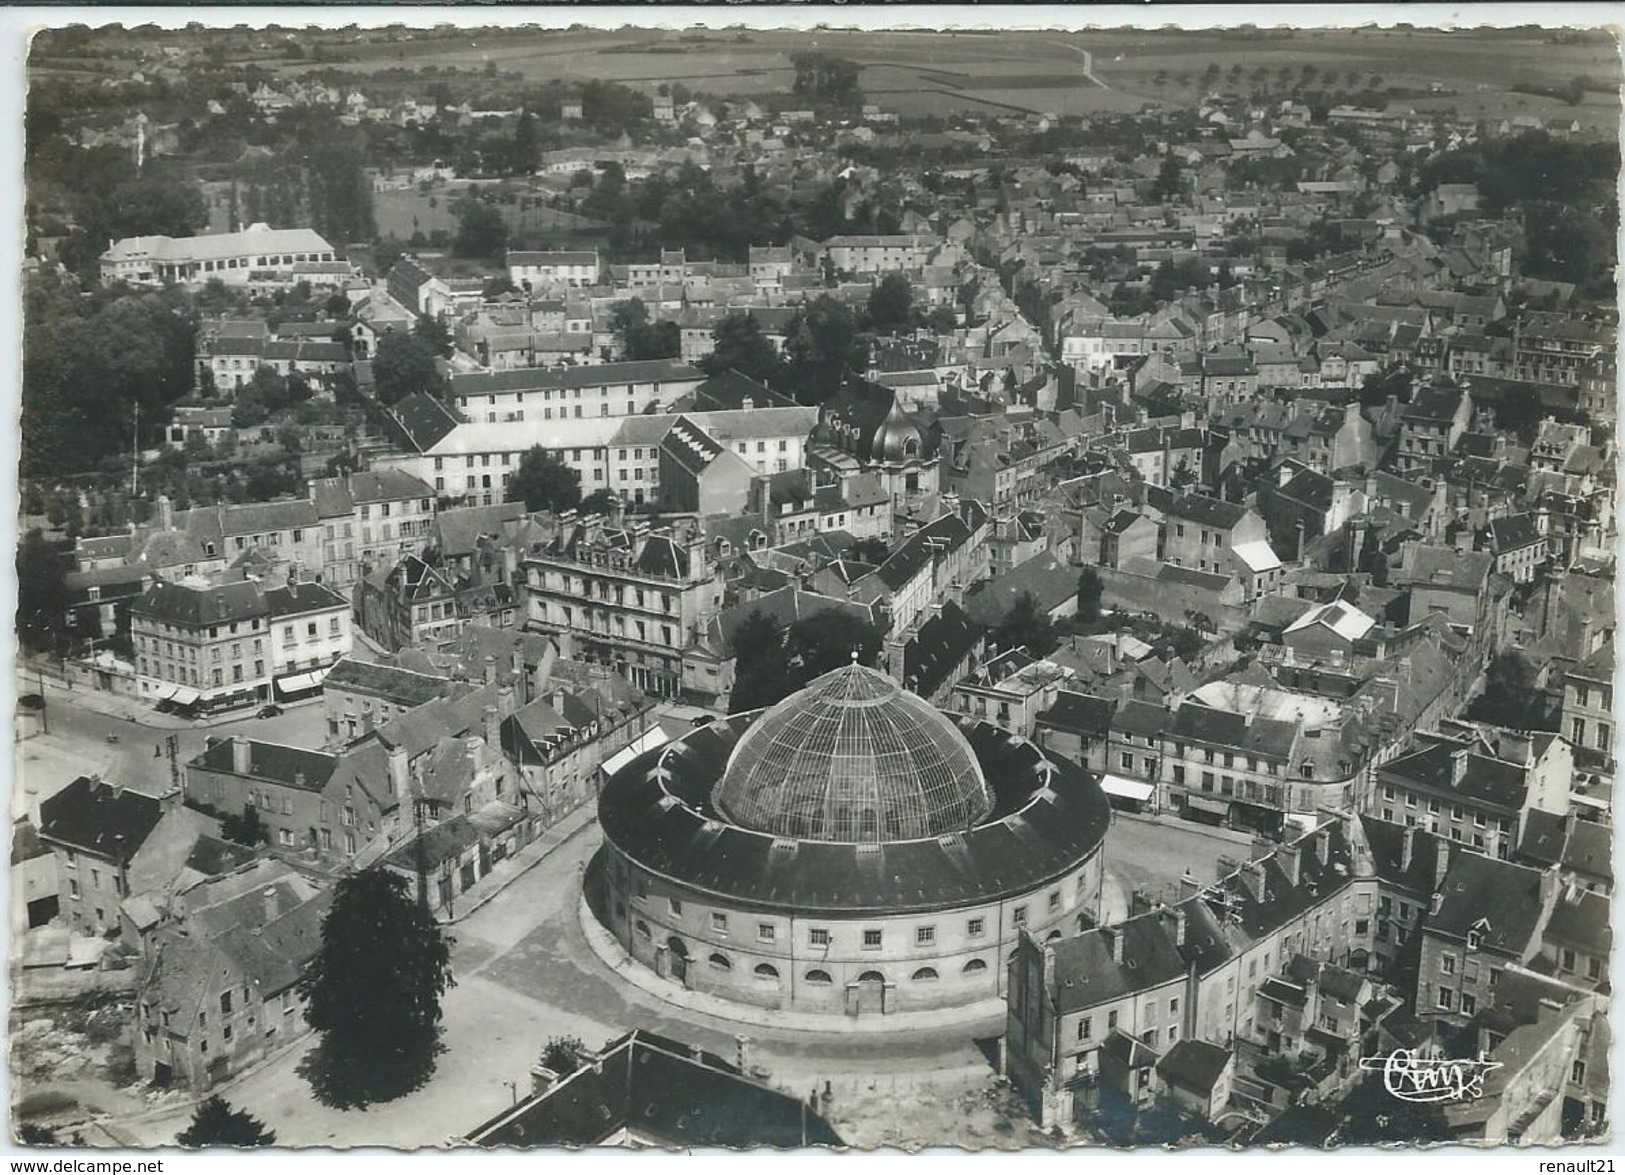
[273,665,332,703]
[1099,773,1157,814]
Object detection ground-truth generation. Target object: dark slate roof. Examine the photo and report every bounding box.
[1543,886,1610,957]
[1036,691,1115,739]
[183,834,258,877]
[382,814,483,871]
[389,391,465,452]
[1488,512,1542,553]
[466,1029,843,1148]
[1425,849,1549,955]
[904,602,985,697]
[1156,1039,1232,1096]
[451,359,702,398]
[1163,492,1248,530]
[1360,816,1448,896]
[264,581,348,618]
[1169,702,1297,759]
[192,738,338,791]
[1378,741,1526,810]
[38,777,165,858]
[693,368,798,411]
[130,580,266,627]
[598,714,1110,916]
[1403,383,1468,425]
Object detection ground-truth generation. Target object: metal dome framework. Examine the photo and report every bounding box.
[711,664,994,844]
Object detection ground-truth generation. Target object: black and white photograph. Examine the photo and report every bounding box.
[8,9,1621,1153]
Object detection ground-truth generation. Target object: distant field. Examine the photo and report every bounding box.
[371,184,605,246]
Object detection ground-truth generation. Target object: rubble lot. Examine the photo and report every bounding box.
[10,989,165,1133]
[826,1074,1058,1151]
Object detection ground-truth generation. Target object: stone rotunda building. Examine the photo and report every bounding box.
[592,663,1111,1018]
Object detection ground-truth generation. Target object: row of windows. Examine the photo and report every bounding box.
[643,890,1070,943]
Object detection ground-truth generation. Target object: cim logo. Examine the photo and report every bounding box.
[1358,1048,1504,1104]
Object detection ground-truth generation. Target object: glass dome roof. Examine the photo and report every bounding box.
[712,663,993,844]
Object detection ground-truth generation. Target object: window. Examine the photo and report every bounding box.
[968,917,985,937]
[1560,948,1577,972]
[668,898,683,917]
[1048,891,1061,912]
[1440,953,1456,976]
[1078,1017,1093,1042]
[863,929,883,950]
[1012,906,1028,926]
[710,912,728,934]
[1437,987,1454,1011]
[912,967,939,982]
[806,969,833,985]
[1169,997,1179,1015]
[916,925,936,946]
[757,923,775,943]
[1107,1010,1118,1031]
[221,991,233,1014]
[810,927,830,947]
[707,952,731,971]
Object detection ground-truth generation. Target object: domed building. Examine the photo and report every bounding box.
[811,374,940,512]
[592,663,1111,1019]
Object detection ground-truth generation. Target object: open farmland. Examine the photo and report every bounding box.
[248,24,1614,132]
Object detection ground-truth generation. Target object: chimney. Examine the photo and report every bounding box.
[293,772,306,791]
[263,886,279,924]
[498,683,516,718]
[1105,925,1125,964]
[1170,907,1187,948]
[1451,749,1470,786]
[1280,842,1302,886]
[1433,840,1452,895]
[158,493,175,531]
[1314,827,1330,865]
[232,736,251,776]
[1400,824,1416,873]
[388,743,408,797]
[510,648,528,704]
[530,1062,559,1097]
[735,1034,752,1074]
[484,654,497,685]
[484,705,501,752]
[1178,869,1201,901]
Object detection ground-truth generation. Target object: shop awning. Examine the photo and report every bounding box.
[277,672,319,694]
[169,686,201,706]
[1184,794,1232,817]
[152,684,178,701]
[1100,774,1157,802]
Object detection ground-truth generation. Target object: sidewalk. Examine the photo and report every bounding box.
[447,802,598,924]
[18,670,319,732]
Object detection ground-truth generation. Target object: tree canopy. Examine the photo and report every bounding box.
[17,529,68,656]
[452,197,508,262]
[728,607,884,713]
[866,272,914,332]
[372,332,444,407]
[177,1097,277,1148]
[1076,568,1105,625]
[994,592,1059,658]
[783,296,869,405]
[701,312,785,385]
[297,868,453,1107]
[505,445,582,514]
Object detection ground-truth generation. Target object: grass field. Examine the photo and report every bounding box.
[244,25,1616,128]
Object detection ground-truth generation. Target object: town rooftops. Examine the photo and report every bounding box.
[450,359,703,398]
[1378,740,1527,810]
[1425,848,1550,957]
[131,579,266,628]
[102,224,334,265]
[1156,1039,1232,1096]
[505,250,599,265]
[263,581,348,618]
[465,1029,842,1148]
[1036,690,1115,739]
[1488,513,1543,553]
[1163,492,1249,531]
[38,777,166,859]
[324,656,451,708]
[193,737,339,792]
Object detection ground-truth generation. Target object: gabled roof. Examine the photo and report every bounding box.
[1425,849,1549,956]
[39,778,166,859]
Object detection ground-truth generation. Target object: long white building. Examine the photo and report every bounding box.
[380,397,818,509]
[448,359,706,423]
[100,223,339,287]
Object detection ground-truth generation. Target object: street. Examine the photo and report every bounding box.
[14,674,330,823]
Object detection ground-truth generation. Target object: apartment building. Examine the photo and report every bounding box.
[519,516,724,697]
[448,359,704,421]
[309,469,438,589]
[505,249,601,289]
[100,223,338,287]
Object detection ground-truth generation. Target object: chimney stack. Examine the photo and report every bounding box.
[484,655,497,685]
[1433,840,1452,895]
[484,705,501,753]
[1106,925,1125,963]
[263,885,278,924]
[1178,869,1201,901]
[388,743,408,797]
[232,736,251,776]
[1280,842,1302,886]
[158,493,175,531]
[1400,824,1416,873]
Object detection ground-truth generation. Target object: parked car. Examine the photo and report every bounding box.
[256,704,283,719]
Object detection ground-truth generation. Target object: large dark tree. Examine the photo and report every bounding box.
[372,332,444,407]
[297,869,453,1108]
[701,312,784,385]
[1076,567,1105,625]
[994,592,1059,658]
[452,198,508,262]
[783,296,868,405]
[176,1097,276,1148]
[785,609,884,680]
[505,445,582,514]
[728,610,793,714]
[866,272,914,332]
[1469,650,1556,730]
[17,529,67,656]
